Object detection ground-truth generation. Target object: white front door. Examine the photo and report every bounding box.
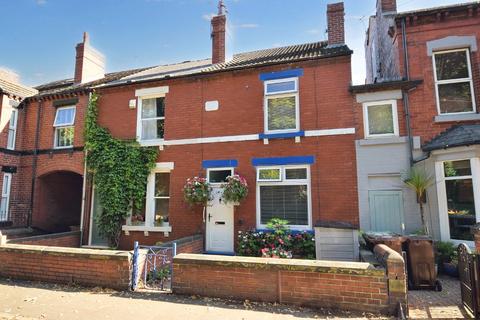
[206,187,234,253]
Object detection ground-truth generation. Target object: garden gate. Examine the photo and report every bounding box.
[458,243,480,318]
[131,241,177,291]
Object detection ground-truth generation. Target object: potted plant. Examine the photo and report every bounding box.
[183,177,211,206]
[403,167,434,236]
[435,241,459,277]
[221,174,248,205]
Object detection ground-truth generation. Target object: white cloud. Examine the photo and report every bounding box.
[202,13,215,21]
[237,23,259,29]
[306,28,322,35]
[36,0,47,5]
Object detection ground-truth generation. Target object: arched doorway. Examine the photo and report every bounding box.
[33,171,83,233]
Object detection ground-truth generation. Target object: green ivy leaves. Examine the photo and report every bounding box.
[84,93,158,247]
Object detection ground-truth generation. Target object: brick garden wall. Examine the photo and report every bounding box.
[173,250,406,315]
[0,244,132,290]
[8,230,81,248]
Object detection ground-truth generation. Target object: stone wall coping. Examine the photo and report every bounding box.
[174,254,384,276]
[0,244,131,260]
[374,244,404,264]
[8,231,81,243]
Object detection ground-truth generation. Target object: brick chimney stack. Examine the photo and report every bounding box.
[74,32,105,84]
[377,0,397,14]
[211,0,227,64]
[327,2,345,47]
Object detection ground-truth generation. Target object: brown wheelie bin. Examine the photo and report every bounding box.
[405,236,442,291]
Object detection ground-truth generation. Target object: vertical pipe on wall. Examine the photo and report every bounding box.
[28,99,43,227]
[401,18,414,166]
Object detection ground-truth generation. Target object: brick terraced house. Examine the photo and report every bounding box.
[0,2,363,255]
[352,0,480,246]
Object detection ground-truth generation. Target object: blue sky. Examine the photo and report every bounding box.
[0,0,475,86]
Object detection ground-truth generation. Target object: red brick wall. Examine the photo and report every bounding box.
[395,12,480,144]
[173,254,403,315]
[0,244,132,290]
[8,231,80,248]
[97,58,358,248]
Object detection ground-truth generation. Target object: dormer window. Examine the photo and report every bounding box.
[264,77,299,134]
[53,106,76,148]
[433,49,476,115]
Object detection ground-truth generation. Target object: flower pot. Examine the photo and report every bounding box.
[442,262,459,278]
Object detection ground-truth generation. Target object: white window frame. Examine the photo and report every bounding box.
[136,86,169,147]
[257,167,282,182]
[436,158,480,246]
[432,48,476,115]
[207,167,234,185]
[256,165,312,230]
[7,109,18,150]
[263,77,300,134]
[53,106,76,149]
[0,173,12,222]
[362,100,399,138]
[123,162,174,233]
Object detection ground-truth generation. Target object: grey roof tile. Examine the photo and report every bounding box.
[422,124,480,151]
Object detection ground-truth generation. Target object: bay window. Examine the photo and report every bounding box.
[54,106,75,148]
[256,166,311,229]
[264,78,299,133]
[433,49,476,114]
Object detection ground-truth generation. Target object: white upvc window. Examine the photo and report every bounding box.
[53,106,76,149]
[256,165,311,230]
[363,100,399,138]
[124,162,173,233]
[263,77,300,134]
[7,109,18,150]
[433,48,476,115]
[136,86,169,146]
[0,173,12,222]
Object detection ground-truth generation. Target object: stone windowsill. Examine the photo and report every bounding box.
[121,225,172,233]
[435,113,480,123]
[358,136,407,146]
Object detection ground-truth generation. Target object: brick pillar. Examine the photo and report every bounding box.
[327,2,345,47]
[473,223,480,253]
[374,244,407,315]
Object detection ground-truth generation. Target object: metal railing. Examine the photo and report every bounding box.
[131,241,177,291]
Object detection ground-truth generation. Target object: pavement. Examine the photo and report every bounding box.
[0,279,392,320]
[408,275,470,319]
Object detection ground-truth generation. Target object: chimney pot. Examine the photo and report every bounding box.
[327,2,345,47]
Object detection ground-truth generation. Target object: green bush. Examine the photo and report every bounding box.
[435,241,458,265]
[237,218,315,259]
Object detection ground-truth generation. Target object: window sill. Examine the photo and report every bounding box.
[53,146,74,150]
[122,225,172,236]
[435,113,480,123]
[138,139,165,147]
[358,136,407,146]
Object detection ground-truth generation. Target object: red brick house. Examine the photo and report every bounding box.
[1,1,360,255]
[352,0,480,246]
[86,2,360,252]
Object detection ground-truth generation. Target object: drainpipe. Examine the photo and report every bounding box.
[401,17,415,166]
[78,92,91,246]
[29,99,43,227]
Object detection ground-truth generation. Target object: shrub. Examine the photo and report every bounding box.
[237,218,315,259]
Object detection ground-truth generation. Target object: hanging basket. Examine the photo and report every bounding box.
[222,174,248,205]
[183,177,212,207]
